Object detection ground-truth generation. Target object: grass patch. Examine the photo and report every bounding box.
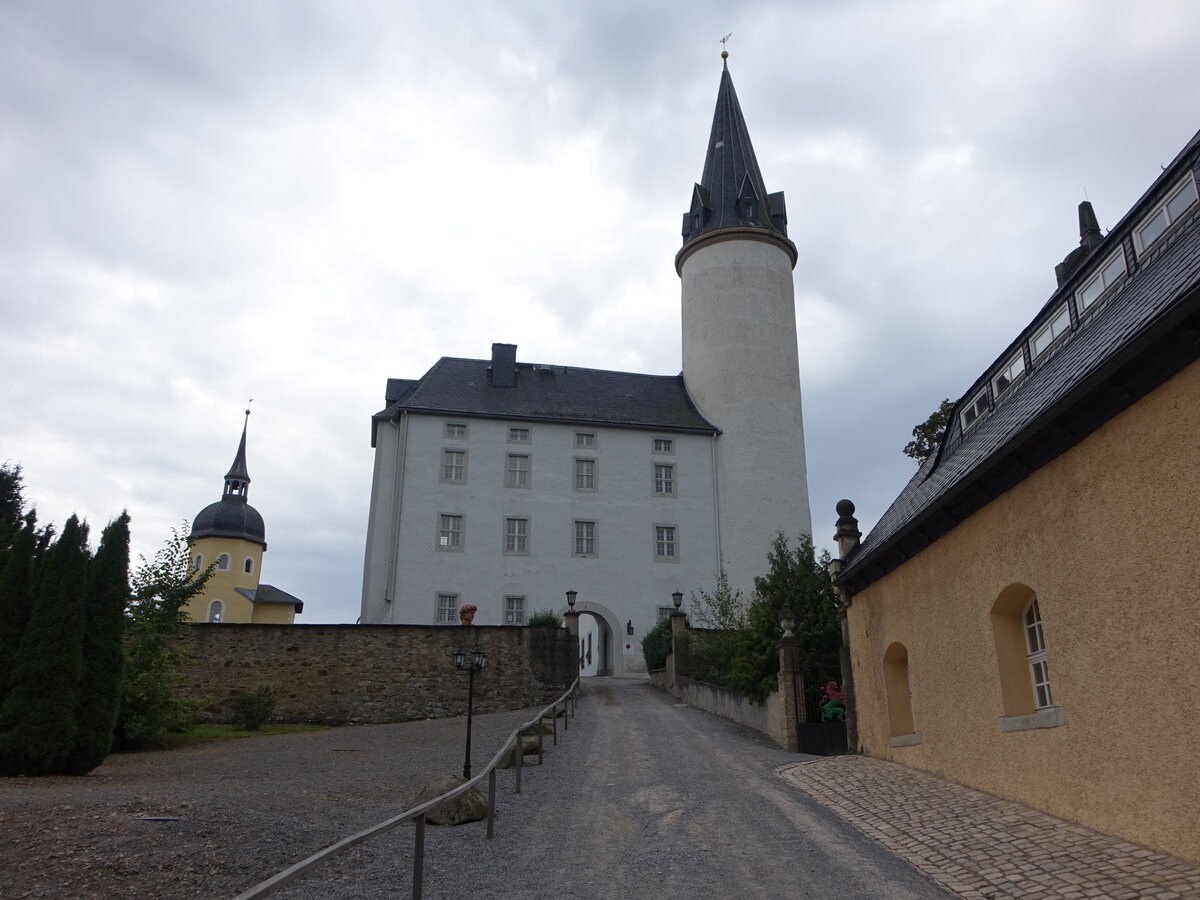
[154,723,328,748]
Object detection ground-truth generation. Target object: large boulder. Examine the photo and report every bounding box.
[407,774,488,826]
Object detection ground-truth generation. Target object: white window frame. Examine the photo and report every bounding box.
[505,453,531,488]
[243,557,254,575]
[653,463,675,496]
[960,389,989,431]
[444,422,468,439]
[441,449,467,483]
[206,599,223,623]
[504,517,530,555]
[435,593,459,624]
[437,514,463,551]
[652,437,675,455]
[216,553,230,571]
[1075,248,1127,314]
[1030,305,1071,359]
[1023,596,1053,710]
[574,431,596,448]
[193,554,203,572]
[507,426,531,444]
[573,458,597,491]
[657,606,675,622]
[654,525,678,561]
[991,351,1026,400]
[1133,171,1198,253]
[504,596,526,626]
[573,520,596,557]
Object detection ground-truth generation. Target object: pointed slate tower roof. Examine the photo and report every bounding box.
[677,52,796,272]
[190,409,266,548]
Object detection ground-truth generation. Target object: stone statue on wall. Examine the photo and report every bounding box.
[459,603,477,626]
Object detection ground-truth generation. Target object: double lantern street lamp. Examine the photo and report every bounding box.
[452,646,486,779]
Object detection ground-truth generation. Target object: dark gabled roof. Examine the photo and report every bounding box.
[236,584,303,613]
[678,58,793,261]
[839,128,1200,596]
[372,356,718,446]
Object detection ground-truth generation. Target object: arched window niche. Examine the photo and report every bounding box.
[193,554,203,573]
[207,599,223,624]
[991,584,1067,732]
[243,557,254,575]
[884,642,922,747]
[216,553,230,571]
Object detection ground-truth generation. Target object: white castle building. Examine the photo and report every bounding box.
[360,57,811,674]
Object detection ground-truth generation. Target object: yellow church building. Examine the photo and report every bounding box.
[185,412,303,625]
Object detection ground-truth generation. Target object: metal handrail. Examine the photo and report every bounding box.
[231,677,580,900]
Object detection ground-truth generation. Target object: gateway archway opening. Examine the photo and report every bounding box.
[577,611,613,677]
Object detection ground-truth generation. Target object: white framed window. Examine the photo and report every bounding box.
[508,426,531,444]
[206,599,223,623]
[505,596,526,626]
[442,450,467,483]
[505,453,531,488]
[657,606,675,622]
[435,593,459,624]
[193,554,203,572]
[574,458,597,491]
[991,352,1026,399]
[1031,305,1071,359]
[652,437,674,454]
[1023,596,1053,710]
[1134,171,1198,253]
[573,520,596,556]
[654,463,675,496]
[960,389,989,431]
[1075,248,1127,313]
[504,517,529,555]
[444,422,468,439]
[654,525,678,560]
[437,514,463,550]
[574,431,596,448]
[216,553,231,571]
[243,557,254,575]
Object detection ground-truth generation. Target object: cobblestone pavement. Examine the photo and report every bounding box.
[780,756,1200,900]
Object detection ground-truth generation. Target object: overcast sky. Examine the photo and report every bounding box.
[3,1,1199,623]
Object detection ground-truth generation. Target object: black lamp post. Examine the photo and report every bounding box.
[672,590,683,611]
[565,589,577,610]
[453,647,486,778]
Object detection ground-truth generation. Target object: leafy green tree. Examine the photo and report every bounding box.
[115,524,210,749]
[65,512,131,774]
[640,617,674,670]
[681,572,749,686]
[903,398,954,464]
[0,515,90,775]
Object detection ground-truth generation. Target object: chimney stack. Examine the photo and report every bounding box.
[490,343,517,387]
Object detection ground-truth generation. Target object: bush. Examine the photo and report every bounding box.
[526,609,562,628]
[641,617,673,670]
[230,686,275,731]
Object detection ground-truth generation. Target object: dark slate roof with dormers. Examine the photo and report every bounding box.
[838,127,1200,596]
[679,58,790,250]
[371,356,718,447]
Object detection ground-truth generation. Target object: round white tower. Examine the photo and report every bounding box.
[677,55,811,592]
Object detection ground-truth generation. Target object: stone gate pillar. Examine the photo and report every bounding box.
[777,614,801,753]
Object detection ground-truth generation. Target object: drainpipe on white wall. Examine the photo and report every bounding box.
[384,412,409,624]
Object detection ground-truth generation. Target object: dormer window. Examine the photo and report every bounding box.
[1076,248,1127,313]
[961,389,989,431]
[1134,171,1198,254]
[992,352,1026,399]
[1031,305,1071,359]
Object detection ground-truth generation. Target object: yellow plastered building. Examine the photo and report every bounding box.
[834,128,1200,865]
[185,412,303,625]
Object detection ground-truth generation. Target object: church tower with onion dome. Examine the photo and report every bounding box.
[677,52,812,593]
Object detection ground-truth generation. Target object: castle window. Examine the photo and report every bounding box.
[504,517,529,555]
[442,450,467,483]
[437,514,463,550]
[504,596,526,626]
[653,437,674,455]
[444,422,467,439]
[654,525,678,561]
[654,464,675,496]
[960,389,989,431]
[991,584,1065,732]
[991,352,1026,399]
[1134,171,1198,253]
[206,600,223,623]
[243,557,254,575]
[505,454,531,488]
[216,553,230,571]
[435,593,459,624]
[1031,305,1071,359]
[1023,597,1053,710]
[193,554,203,572]
[884,642,920,745]
[574,432,596,448]
[573,458,597,491]
[573,520,596,556]
[657,607,674,622]
[508,426,531,444]
[1076,248,1127,313]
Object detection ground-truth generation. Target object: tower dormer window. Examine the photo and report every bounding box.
[1031,305,1072,359]
[243,557,254,575]
[961,389,989,431]
[1134,171,1198,254]
[1076,248,1127,313]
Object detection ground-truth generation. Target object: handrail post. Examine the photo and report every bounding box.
[552,706,559,745]
[515,737,523,793]
[413,813,426,900]
[564,698,569,731]
[487,769,497,839]
[537,725,544,765]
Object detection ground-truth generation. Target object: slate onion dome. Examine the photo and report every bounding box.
[676,51,797,274]
[190,409,266,549]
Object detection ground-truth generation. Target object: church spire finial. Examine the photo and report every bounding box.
[223,404,252,499]
[720,32,732,66]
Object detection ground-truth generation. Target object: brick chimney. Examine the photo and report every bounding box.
[490,343,517,387]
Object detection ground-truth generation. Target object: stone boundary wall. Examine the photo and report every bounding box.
[651,670,787,749]
[175,624,576,725]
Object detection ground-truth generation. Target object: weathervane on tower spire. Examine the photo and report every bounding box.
[720,32,732,60]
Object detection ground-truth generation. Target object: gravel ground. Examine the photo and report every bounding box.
[0,705,545,899]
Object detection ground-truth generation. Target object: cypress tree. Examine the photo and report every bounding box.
[65,512,130,774]
[0,516,38,705]
[0,515,90,776]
